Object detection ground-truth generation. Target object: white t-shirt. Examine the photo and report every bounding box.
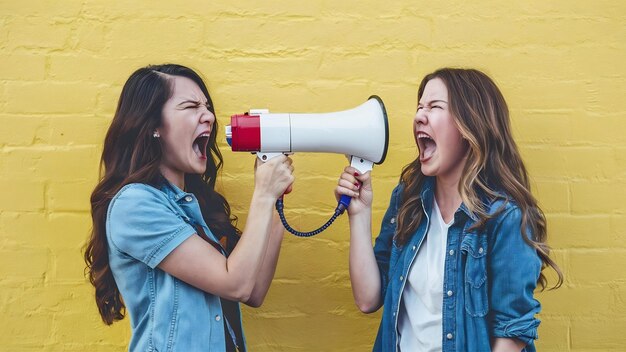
[398,198,452,352]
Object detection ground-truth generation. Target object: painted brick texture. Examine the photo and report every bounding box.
[1,1,624,351]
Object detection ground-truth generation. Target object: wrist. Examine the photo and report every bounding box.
[347,204,372,217]
[348,208,371,224]
[251,190,277,207]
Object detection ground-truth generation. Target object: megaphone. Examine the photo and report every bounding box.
[225,96,389,237]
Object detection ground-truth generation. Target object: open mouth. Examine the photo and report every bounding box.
[192,132,210,159]
[416,132,436,161]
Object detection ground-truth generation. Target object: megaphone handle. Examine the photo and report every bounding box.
[256,152,284,162]
[339,194,352,210]
[336,156,374,213]
[349,156,374,174]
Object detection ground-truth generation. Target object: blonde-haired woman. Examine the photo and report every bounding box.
[336,68,562,352]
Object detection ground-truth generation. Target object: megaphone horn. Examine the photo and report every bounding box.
[225,96,389,237]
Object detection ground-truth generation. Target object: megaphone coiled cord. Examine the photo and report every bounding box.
[275,198,347,237]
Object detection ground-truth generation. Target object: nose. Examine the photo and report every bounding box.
[415,108,428,125]
[200,108,215,125]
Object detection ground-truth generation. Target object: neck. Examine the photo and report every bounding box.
[160,167,185,191]
[434,176,462,223]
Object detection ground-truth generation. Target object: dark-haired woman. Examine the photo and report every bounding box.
[336,68,562,352]
[85,64,294,351]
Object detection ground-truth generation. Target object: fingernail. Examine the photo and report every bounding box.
[354,182,360,188]
[354,172,359,176]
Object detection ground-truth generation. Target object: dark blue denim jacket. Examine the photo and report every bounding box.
[372,178,542,352]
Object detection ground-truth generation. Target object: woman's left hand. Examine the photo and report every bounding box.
[334,166,373,216]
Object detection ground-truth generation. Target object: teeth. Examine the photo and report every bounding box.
[417,132,432,139]
[198,132,210,138]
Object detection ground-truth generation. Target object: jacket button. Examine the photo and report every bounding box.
[446,333,453,340]
[215,315,221,322]
[449,249,454,256]
[478,247,484,254]
[447,290,453,297]
[390,217,396,224]
[399,276,404,281]
[185,195,193,202]
[412,245,416,251]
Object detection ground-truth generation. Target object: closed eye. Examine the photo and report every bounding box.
[179,99,210,110]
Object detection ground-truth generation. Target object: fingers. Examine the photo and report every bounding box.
[339,167,369,184]
[265,154,288,165]
[284,156,294,173]
[342,166,371,188]
[253,155,295,199]
[337,179,359,197]
[279,156,295,195]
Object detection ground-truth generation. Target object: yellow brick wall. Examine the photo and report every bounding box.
[1,1,624,350]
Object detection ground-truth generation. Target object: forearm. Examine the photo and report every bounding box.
[492,337,525,352]
[245,213,284,307]
[348,209,382,313]
[225,191,276,299]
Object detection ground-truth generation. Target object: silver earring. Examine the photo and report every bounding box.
[153,131,160,138]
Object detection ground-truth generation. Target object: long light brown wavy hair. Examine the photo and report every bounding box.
[84,64,241,324]
[395,68,562,290]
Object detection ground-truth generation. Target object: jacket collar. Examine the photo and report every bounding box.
[419,176,479,222]
[158,176,193,203]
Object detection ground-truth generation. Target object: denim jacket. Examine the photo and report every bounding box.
[372,178,542,352]
[106,181,246,352]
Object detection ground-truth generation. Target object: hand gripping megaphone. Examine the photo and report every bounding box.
[225,96,389,237]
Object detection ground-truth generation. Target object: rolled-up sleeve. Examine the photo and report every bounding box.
[488,206,543,344]
[107,184,197,269]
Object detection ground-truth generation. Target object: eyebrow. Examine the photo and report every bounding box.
[418,99,448,105]
[176,99,209,106]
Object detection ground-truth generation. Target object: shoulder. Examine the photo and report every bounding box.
[387,182,406,211]
[484,197,531,241]
[113,182,166,201]
[107,183,174,219]
[110,183,168,207]
[391,182,403,199]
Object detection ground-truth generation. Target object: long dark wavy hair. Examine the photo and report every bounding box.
[395,68,563,290]
[84,64,241,324]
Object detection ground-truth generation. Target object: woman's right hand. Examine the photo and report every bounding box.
[254,155,294,200]
[334,166,373,216]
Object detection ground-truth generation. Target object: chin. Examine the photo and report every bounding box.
[192,166,207,175]
[420,166,436,177]
[185,162,206,175]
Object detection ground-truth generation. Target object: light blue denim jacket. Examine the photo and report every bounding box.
[373,178,542,352]
[106,181,245,352]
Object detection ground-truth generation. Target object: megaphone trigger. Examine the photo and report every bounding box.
[349,155,374,174]
[257,152,284,162]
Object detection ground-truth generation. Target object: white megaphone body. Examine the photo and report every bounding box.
[225,95,389,174]
[225,96,389,237]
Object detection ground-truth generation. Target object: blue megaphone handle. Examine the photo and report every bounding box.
[339,194,352,210]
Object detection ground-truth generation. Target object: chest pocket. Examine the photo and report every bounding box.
[461,233,489,317]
